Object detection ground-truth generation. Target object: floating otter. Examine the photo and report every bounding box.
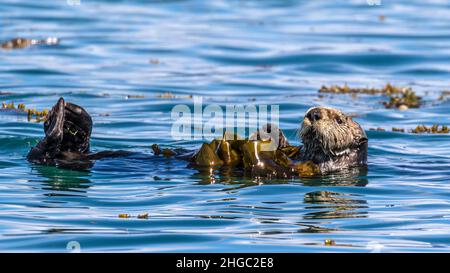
[180,107,367,177]
[27,98,368,176]
[27,97,130,170]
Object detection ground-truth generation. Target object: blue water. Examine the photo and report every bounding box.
[1,0,450,252]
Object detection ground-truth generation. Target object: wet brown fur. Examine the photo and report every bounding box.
[299,107,368,173]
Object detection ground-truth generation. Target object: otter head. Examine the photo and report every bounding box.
[43,97,92,154]
[300,107,367,161]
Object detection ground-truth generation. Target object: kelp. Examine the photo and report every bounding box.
[152,132,322,178]
[156,92,193,99]
[217,138,241,165]
[369,128,386,132]
[279,145,302,159]
[1,37,59,49]
[293,161,321,177]
[324,239,336,246]
[137,213,149,219]
[411,125,449,134]
[118,213,149,219]
[240,140,292,178]
[151,144,176,157]
[370,125,449,134]
[192,142,224,167]
[382,88,421,109]
[392,127,405,133]
[319,83,422,110]
[1,101,49,122]
[319,83,405,96]
[1,38,32,49]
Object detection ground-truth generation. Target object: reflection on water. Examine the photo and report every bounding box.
[31,165,90,195]
[303,191,368,220]
[192,166,369,236]
[297,224,337,234]
[193,165,368,190]
[301,167,369,187]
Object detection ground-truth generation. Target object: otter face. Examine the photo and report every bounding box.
[300,107,367,157]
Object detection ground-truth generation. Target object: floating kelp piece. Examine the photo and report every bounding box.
[151,144,181,157]
[382,88,421,109]
[1,37,59,49]
[319,83,422,110]
[137,213,149,219]
[161,148,176,156]
[279,145,302,159]
[294,161,321,177]
[209,139,220,153]
[1,100,49,122]
[156,92,193,99]
[249,123,290,149]
[249,157,291,179]
[1,38,32,49]
[217,138,241,166]
[273,149,293,169]
[240,140,291,178]
[151,144,162,155]
[369,126,448,134]
[241,140,272,168]
[319,83,404,95]
[392,127,405,133]
[192,142,223,167]
[187,131,299,177]
[411,125,449,134]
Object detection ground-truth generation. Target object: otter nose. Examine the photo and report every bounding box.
[308,109,322,122]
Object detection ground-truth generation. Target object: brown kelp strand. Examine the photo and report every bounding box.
[370,125,449,134]
[392,127,405,133]
[118,213,149,219]
[319,83,406,95]
[152,133,320,178]
[1,37,59,49]
[156,92,193,99]
[411,125,449,134]
[382,88,421,110]
[319,83,422,110]
[1,101,49,122]
[369,128,386,132]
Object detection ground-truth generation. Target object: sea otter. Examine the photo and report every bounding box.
[27,98,368,176]
[27,97,130,169]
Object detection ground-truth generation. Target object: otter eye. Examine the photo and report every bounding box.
[336,117,343,124]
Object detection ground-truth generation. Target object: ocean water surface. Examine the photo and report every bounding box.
[1,0,450,252]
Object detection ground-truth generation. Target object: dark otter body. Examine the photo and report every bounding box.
[27,98,130,170]
[28,99,367,176]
